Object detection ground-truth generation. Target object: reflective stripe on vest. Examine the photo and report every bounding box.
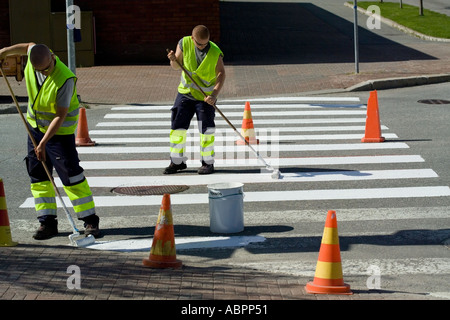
[178,36,223,101]
[25,55,79,135]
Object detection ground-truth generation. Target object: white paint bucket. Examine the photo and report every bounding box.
[207,182,244,233]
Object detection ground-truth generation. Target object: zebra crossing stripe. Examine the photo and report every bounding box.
[104,110,367,119]
[54,169,438,188]
[89,125,389,135]
[110,103,366,111]
[96,118,368,127]
[19,186,450,208]
[79,155,425,170]
[89,133,398,144]
[76,142,409,154]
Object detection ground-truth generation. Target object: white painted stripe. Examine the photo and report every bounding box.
[86,236,266,252]
[89,125,389,135]
[90,133,398,144]
[221,96,361,103]
[20,186,450,208]
[76,142,409,154]
[96,118,367,127]
[55,169,438,188]
[240,258,450,277]
[104,110,367,119]
[79,155,425,170]
[111,103,366,111]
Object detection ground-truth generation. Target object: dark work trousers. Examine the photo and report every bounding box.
[171,93,215,133]
[25,124,84,185]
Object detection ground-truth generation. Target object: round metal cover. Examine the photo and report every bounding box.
[417,99,450,104]
[112,185,189,195]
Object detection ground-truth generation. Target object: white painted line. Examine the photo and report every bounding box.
[76,142,409,154]
[79,155,425,170]
[220,96,361,103]
[93,133,398,144]
[85,236,266,252]
[240,258,450,277]
[20,186,450,208]
[55,169,438,188]
[104,110,367,119]
[89,125,389,135]
[96,118,367,127]
[111,103,366,111]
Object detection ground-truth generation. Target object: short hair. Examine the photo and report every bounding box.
[30,44,52,66]
[192,25,210,40]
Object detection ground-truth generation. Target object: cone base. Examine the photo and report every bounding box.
[0,241,18,247]
[76,138,96,147]
[361,137,385,143]
[0,227,18,247]
[236,138,259,145]
[142,258,182,269]
[305,281,352,295]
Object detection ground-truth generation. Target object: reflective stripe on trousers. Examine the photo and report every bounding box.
[30,178,95,219]
[169,129,215,164]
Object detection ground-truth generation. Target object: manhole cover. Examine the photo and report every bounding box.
[417,99,450,104]
[112,185,189,195]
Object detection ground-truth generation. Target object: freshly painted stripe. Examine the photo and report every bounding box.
[20,186,450,208]
[104,110,367,119]
[90,133,398,144]
[221,97,361,103]
[89,125,389,135]
[240,258,450,277]
[55,169,438,187]
[79,155,425,170]
[111,103,366,111]
[76,142,409,154]
[85,236,266,252]
[96,118,367,127]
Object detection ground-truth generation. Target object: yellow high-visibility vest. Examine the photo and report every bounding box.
[178,36,223,101]
[25,55,79,135]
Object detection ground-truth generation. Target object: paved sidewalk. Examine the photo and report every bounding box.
[0,243,442,301]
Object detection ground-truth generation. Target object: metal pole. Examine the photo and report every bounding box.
[66,0,76,74]
[353,0,360,74]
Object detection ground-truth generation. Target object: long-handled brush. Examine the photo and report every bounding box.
[0,67,95,247]
[167,49,281,179]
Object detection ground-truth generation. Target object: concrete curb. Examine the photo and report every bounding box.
[346,73,450,91]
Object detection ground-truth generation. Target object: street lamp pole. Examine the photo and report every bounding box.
[353,0,360,74]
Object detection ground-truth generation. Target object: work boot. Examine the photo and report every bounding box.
[82,214,101,238]
[33,219,58,240]
[198,161,214,175]
[163,161,187,174]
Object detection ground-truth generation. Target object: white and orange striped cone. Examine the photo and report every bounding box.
[0,178,18,247]
[143,194,182,269]
[305,210,352,295]
[236,101,259,145]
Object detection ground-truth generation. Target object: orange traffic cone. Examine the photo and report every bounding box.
[143,194,182,269]
[76,107,96,146]
[0,178,18,247]
[305,210,352,295]
[361,90,385,143]
[236,101,259,145]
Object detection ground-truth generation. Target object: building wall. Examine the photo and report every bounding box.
[0,0,221,65]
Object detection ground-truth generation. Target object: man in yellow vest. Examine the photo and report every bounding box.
[0,43,100,240]
[166,25,226,175]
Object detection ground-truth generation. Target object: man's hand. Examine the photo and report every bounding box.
[167,50,176,61]
[204,95,217,106]
[34,142,46,162]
